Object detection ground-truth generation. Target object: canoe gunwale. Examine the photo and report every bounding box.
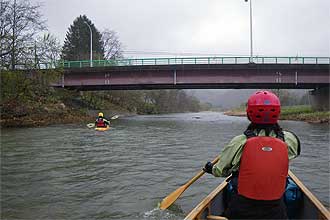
[184,177,229,220]
[288,170,330,220]
[184,171,330,220]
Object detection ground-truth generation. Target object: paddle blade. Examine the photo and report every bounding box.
[87,123,95,128]
[111,115,119,120]
[159,185,186,210]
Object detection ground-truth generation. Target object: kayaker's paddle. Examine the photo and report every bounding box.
[159,155,220,210]
[87,123,95,128]
[86,115,119,128]
[110,115,119,120]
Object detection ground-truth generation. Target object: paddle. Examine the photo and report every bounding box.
[87,123,95,128]
[86,115,119,128]
[110,115,119,120]
[159,155,220,210]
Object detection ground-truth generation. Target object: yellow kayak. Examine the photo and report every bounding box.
[95,126,110,131]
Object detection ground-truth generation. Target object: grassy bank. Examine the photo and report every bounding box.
[224,105,330,123]
[280,105,330,123]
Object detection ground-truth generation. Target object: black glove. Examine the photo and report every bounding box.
[203,161,214,174]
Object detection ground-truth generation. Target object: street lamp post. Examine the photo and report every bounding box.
[245,0,253,63]
[84,21,93,67]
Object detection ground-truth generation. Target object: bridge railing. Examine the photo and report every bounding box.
[35,56,330,69]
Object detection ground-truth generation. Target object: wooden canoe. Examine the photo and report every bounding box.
[184,170,330,220]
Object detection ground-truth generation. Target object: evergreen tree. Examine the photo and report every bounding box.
[62,15,104,61]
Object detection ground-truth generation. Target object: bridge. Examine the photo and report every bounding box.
[50,56,329,91]
[44,56,329,110]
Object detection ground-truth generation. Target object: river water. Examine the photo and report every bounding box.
[1,112,329,220]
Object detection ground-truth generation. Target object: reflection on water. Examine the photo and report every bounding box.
[1,112,329,219]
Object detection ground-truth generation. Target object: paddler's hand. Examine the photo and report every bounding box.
[203,161,214,174]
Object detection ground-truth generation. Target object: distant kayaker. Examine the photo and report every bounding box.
[95,112,110,128]
[203,90,300,219]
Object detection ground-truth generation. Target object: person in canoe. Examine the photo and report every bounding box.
[203,90,301,219]
[95,112,110,128]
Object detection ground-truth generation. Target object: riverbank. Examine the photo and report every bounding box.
[0,104,91,128]
[3,106,328,128]
[0,102,135,128]
[224,105,330,123]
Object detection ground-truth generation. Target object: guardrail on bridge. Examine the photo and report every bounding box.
[29,56,330,69]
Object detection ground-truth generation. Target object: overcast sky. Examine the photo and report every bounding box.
[35,0,329,58]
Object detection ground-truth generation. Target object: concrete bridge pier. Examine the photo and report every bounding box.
[310,87,330,111]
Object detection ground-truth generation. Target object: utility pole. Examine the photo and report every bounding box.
[84,21,93,67]
[245,0,253,63]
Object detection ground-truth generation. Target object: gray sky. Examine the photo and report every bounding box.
[36,0,329,58]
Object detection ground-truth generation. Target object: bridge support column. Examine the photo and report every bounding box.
[310,87,330,111]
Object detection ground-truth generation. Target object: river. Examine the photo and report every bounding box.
[1,112,329,219]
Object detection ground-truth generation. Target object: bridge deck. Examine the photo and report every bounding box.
[53,63,330,90]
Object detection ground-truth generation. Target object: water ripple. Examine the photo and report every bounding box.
[1,112,329,219]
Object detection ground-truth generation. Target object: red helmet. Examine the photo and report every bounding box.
[246,90,281,124]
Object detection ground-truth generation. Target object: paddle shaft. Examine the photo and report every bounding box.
[183,156,220,189]
[159,155,220,210]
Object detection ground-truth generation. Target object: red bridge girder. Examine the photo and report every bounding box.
[53,64,329,90]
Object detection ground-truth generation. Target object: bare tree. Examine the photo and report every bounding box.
[0,0,46,70]
[0,1,11,57]
[35,33,62,68]
[101,29,123,59]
